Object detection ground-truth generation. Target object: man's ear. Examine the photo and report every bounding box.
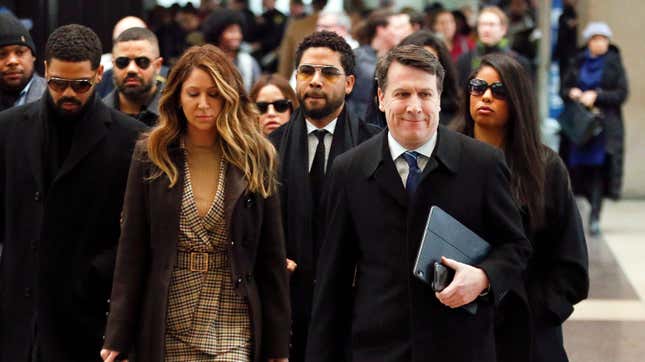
[44,60,49,78]
[377,87,385,112]
[345,74,355,95]
[95,64,104,84]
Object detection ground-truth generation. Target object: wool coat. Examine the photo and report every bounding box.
[269,106,379,361]
[560,45,628,199]
[0,95,146,361]
[103,142,290,362]
[306,127,532,362]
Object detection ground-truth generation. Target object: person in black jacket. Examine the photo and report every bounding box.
[269,31,380,362]
[0,24,146,362]
[306,44,530,362]
[455,53,589,362]
[560,22,628,236]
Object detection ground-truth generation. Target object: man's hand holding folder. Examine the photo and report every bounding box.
[435,256,490,308]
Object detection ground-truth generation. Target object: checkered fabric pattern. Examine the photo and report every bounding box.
[164,154,253,361]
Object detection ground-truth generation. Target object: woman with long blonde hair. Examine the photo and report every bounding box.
[100,44,290,362]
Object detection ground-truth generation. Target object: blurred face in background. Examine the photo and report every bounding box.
[433,12,457,42]
[588,35,610,57]
[256,84,292,135]
[220,24,243,53]
[389,14,415,45]
[477,11,507,46]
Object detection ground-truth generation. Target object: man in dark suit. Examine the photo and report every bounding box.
[306,44,531,362]
[0,24,146,361]
[269,31,379,362]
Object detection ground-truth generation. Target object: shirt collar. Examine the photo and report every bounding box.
[306,117,337,135]
[388,131,437,161]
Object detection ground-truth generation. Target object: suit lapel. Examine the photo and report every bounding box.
[55,97,109,181]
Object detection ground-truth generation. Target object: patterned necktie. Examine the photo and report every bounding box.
[309,129,328,204]
[403,151,421,196]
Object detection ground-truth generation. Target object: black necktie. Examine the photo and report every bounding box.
[403,151,421,196]
[309,129,327,203]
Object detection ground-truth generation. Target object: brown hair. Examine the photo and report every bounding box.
[479,6,509,28]
[375,44,445,93]
[249,73,299,109]
[146,44,278,197]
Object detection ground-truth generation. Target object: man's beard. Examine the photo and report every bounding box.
[48,91,92,120]
[299,92,344,121]
[116,74,154,101]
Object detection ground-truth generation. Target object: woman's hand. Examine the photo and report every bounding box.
[100,349,128,362]
[580,90,598,107]
[569,87,583,101]
[286,258,297,273]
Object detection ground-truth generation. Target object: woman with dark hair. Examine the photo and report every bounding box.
[100,45,289,362]
[202,8,261,93]
[560,22,628,236]
[249,74,298,136]
[399,30,461,125]
[455,53,589,362]
[431,9,475,61]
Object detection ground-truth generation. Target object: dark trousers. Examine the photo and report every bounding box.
[570,165,604,221]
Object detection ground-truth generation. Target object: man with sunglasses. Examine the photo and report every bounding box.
[103,27,164,126]
[0,12,47,112]
[0,24,146,362]
[306,45,530,362]
[269,31,380,362]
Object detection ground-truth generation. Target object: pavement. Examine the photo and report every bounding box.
[564,199,645,361]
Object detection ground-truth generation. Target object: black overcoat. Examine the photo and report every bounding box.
[0,96,146,361]
[560,45,629,199]
[306,128,532,362]
[269,107,379,361]
[103,142,291,362]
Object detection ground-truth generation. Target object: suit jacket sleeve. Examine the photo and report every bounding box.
[530,155,589,324]
[306,155,358,361]
[478,151,533,306]
[103,145,150,353]
[256,193,291,359]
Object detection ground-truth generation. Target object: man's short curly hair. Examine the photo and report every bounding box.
[294,31,355,76]
[45,24,103,69]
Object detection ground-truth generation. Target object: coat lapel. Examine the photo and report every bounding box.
[365,131,408,209]
[25,98,47,191]
[55,97,109,181]
[223,164,248,233]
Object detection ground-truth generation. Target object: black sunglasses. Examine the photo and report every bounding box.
[114,56,152,70]
[469,78,507,99]
[47,77,94,93]
[296,64,344,82]
[256,99,292,114]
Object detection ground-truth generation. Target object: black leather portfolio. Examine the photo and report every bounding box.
[413,206,491,314]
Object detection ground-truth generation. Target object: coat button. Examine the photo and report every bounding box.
[105,312,109,317]
[231,241,235,246]
[245,197,254,208]
[107,299,111,304]
[33,192,41,201]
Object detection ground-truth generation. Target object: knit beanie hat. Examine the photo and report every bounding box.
[582,22,613,42]
[0,12,36,55]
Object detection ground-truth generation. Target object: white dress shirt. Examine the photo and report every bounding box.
[306,118,337,172]
[388,131,437,188]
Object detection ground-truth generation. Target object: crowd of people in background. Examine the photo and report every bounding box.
[0,0,629,361]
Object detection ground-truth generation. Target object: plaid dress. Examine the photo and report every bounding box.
[164,155,253,361]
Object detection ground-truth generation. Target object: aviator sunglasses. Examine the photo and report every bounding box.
[256,99,292,114]
[296,64,344,82]
[114,56,152,70]
[47,77,94,93]
[469,78,508,100]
